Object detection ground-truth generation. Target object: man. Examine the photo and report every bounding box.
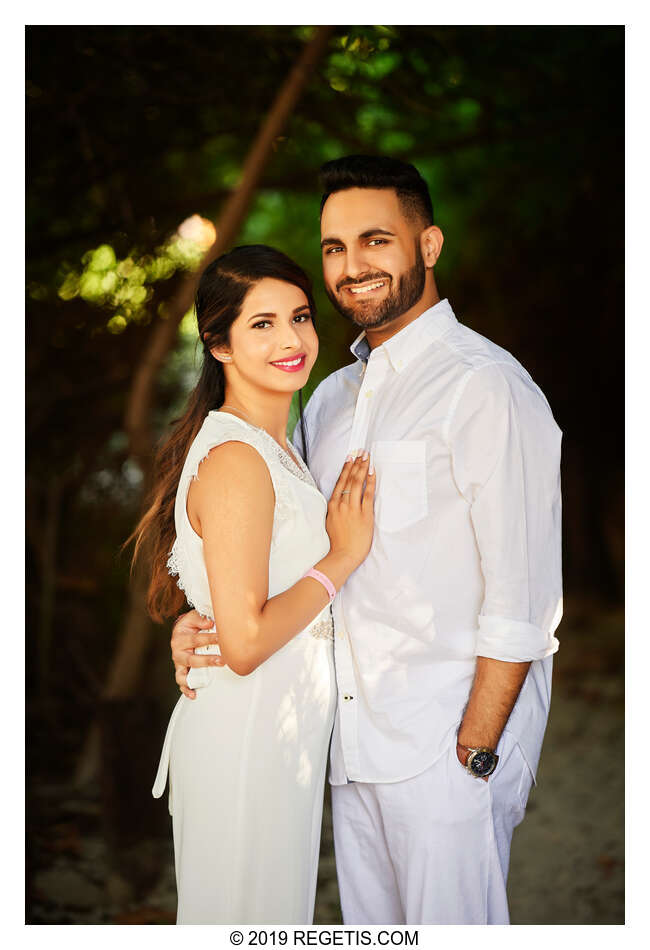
[170,155,562,924]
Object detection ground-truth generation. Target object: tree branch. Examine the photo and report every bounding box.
[123,25,335,474]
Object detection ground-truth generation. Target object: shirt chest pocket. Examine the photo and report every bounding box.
[372,440,428,533]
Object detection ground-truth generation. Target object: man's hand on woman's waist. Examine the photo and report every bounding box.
[171,610,223,699]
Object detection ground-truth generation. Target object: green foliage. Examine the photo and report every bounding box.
[56,232,207,332]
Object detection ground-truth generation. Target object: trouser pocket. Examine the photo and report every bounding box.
[492,730,534,818]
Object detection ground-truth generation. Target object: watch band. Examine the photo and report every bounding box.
[456,740,471,766]
[456,740,483,761]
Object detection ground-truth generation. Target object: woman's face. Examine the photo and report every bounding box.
[213,278,318,394]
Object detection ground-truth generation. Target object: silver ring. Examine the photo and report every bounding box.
[340,490,351,495]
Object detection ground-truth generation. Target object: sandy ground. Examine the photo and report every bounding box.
[29,613,624,925]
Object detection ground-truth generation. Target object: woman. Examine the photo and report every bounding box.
[131,245,374,924]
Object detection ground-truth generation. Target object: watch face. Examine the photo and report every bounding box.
[469,749,497,777]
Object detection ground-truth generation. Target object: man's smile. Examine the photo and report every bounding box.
[342,278,390,297]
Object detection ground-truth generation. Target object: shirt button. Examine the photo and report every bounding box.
[343,694,354,701]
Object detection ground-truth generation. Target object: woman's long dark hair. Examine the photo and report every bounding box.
[130,244,316,621]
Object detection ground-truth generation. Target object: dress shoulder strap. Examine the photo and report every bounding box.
[181,412,275,486]
[174,411,294,536]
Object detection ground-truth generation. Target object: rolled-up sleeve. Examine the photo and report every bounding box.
[449,362,563,662]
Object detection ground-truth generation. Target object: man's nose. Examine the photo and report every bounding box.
[342,245,369,280]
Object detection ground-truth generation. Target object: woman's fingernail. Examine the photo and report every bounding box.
[369,460,375,475]
[345,453,353,462]
[362,450,369,461]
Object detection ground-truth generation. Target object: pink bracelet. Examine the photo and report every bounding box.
[303,567,337,603]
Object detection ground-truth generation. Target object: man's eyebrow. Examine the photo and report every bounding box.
[320,228,395,249]
[360,228,395,239]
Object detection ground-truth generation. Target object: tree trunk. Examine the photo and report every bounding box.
[37,473,64,702]
[75,26,335,787]
[124,25,335,473]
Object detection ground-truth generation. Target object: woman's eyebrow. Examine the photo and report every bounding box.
[247,305,310,323]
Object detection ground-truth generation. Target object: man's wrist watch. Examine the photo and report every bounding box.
[457,741,499,778]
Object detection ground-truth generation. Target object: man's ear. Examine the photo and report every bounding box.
[420,225,444,269]
[209,345,232,364]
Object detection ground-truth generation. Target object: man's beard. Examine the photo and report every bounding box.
[325,246,426,330]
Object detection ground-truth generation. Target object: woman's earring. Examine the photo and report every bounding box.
[210,345,232,363]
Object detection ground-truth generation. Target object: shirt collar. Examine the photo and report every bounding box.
[349,298,458,372]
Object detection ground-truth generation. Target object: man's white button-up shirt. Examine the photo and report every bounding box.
[293,299,562,786]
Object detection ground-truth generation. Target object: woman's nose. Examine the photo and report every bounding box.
[280,324,302,348]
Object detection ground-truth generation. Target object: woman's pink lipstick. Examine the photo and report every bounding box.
[270,354,307,373]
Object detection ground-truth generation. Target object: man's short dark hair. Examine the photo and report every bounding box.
[319,155,434,227]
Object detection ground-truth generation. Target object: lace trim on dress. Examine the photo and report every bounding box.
[166,540,198,611]
[308,605,335,641]
[263,435,318,489]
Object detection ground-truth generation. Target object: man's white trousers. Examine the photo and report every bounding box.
[331,729,534,925]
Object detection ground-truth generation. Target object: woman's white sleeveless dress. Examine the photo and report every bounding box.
[152,411,336,924]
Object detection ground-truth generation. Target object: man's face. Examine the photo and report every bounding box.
[320,188,426,329]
